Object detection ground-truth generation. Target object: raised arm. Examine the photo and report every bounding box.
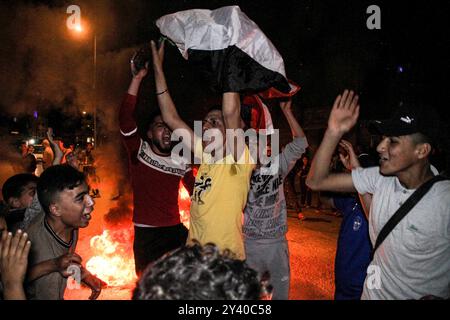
[150,40,194,151]
[47,128,63,165]
[280,99,305,138]
[279,99,308,177]
[306,90,359,193]
[222,92,245,161]
[128,58,148,96]
[119,56,148,138]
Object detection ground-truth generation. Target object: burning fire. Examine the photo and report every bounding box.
[178,182,191,229]
[86,226,137,287]
[84,181,192,288]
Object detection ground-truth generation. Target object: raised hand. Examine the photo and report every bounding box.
[328,90,360,135]
[47,128,55,144]
[338,139,361,171]
[279,99,293,112]
[130,53,149,80]
[150,39,165,74]
[0,230,31,287]
[47,127,60,149]
[279,98,306,139]
[47,127,64,165]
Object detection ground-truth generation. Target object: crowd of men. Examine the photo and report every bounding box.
[0,39,448,301]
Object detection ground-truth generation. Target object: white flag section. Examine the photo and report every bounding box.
[156,5,297,95]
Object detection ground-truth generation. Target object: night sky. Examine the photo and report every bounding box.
[0,0,449,140]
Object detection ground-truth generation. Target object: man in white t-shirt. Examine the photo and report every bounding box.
[307,90,449,300]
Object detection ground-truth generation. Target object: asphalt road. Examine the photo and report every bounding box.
[287,208,341,300]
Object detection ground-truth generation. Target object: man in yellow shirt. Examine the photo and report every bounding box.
[150,41,255,259]
[189,127,254,259]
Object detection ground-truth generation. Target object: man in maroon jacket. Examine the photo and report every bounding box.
[119,58,195,276]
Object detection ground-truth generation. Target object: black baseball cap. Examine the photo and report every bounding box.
[369,102,440,146]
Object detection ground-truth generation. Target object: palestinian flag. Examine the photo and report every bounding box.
[156,5,300,97]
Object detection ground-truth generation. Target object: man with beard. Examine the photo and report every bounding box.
[119,57,195,275]
[307,90,450,300]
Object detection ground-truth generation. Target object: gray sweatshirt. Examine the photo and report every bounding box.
[243,136,308,240]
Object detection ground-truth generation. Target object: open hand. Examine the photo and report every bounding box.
[150,40,165,74]
[338,139,360,170]
[47,128,54,143]
[47,127,63,152]
[328,90,360,135]
[0,229,31,287]
[279,99,293,112]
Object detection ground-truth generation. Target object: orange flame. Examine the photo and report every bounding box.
[178,182,191,229]
[84,180,192,288]
[86,227,137,287]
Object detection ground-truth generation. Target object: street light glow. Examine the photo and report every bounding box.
[66,17,97,148]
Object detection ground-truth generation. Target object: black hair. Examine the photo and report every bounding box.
[357,152,378,169]
[410,132,434,148]
[2,173,38,202]
[206,105,222,114]
[37,165,85,215]
[409,133,435,163]
[146,110,163,131]
[133,242,270,300]
[206,104,252,129]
